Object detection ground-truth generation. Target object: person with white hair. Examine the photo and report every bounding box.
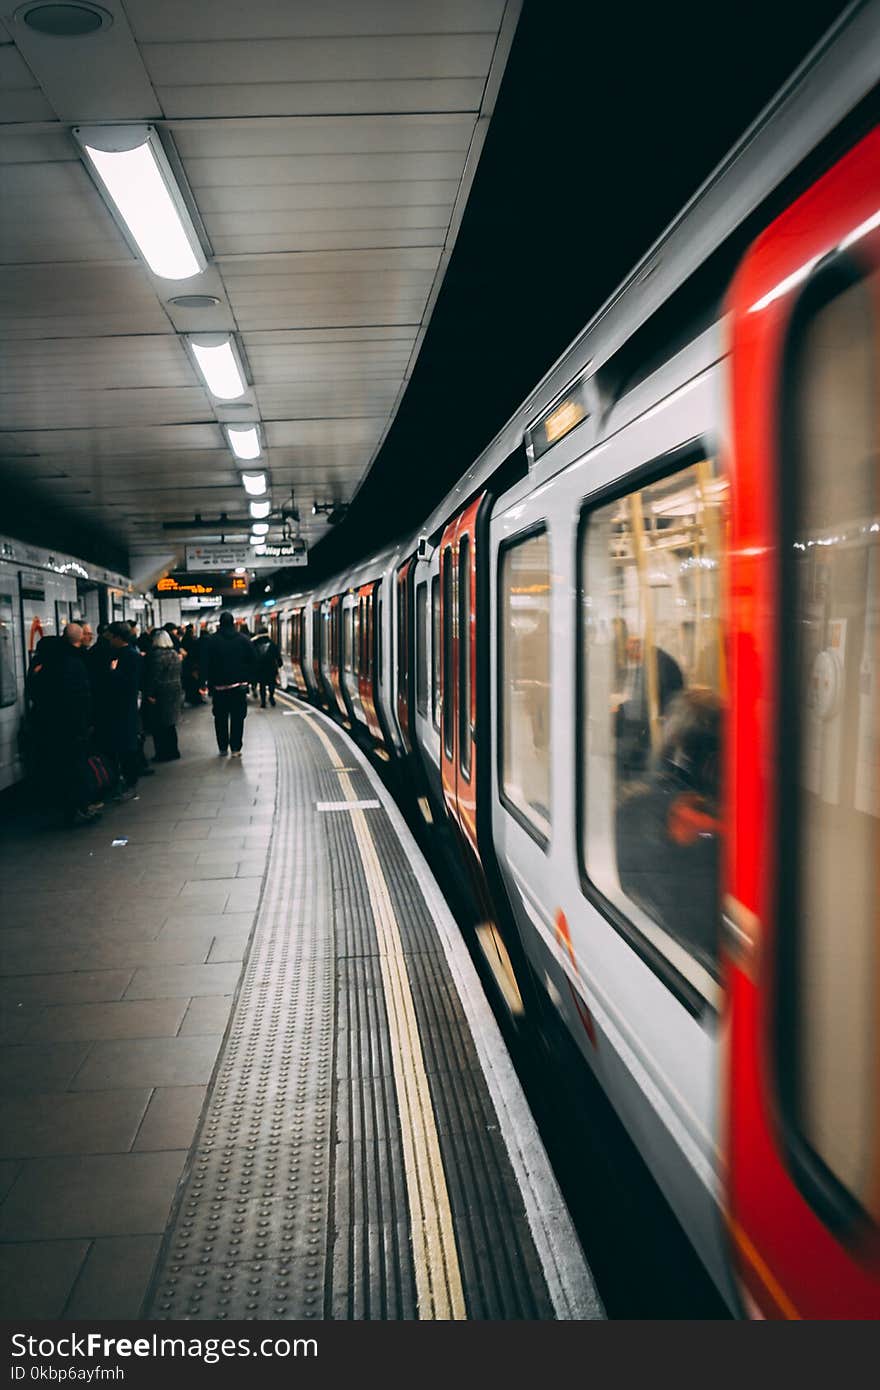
[143,627,183,762]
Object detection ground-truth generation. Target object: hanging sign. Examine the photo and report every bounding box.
[185,541,308,571]
[186,545,252,572]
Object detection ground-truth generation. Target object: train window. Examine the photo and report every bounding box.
[343,606,353,673]
[459,536,472,778]
[431,575,440,730]
[499,529,551,844]
[320,608,328,663]
[443,548,454,757]
[416,581,428,718]
[580,455,728,997]
[782,267,880,1220]
[0,594,16,707]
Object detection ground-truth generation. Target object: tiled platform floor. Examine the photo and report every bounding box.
[0,700,279,1318]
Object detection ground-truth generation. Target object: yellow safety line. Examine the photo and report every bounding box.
[282,697,466,1319]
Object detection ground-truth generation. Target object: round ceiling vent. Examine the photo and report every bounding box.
[168,295,222,310]
[19,2,112,35]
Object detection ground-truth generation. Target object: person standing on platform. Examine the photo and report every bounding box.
[181,623,205,707]
[202,611,256,757]
[27,622,97,826]
[251,624,282,707]
[143,628,183,761]
[97,621,142,798]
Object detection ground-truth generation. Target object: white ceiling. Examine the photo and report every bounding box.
[0,0,520,575]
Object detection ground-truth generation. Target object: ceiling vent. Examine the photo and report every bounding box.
[19,3,112,36]
[168,295,221,310]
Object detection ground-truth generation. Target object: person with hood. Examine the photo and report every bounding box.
[251,624,282,707]
[143,628,183,761]
[201,611,256,756]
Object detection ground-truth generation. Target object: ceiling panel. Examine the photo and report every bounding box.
[0,132,78,163]
[196,180,460,214]
[213,230,445,255]
[153,79,487,121]
[0,337,198,392]
[0,0,519,565]
[125,0,505,43]
[173,116,476,160]
[142,35,496,87]
[0,424,224,455]
[184,152,468,188]
[0,387,213,431]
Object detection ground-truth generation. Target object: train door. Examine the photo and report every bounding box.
[439,497,481,862]
[0,568,21,791]
[357,582,382,740]
[290,608,307,695]
[310,602,322,700]
[724,127,880,1318]
[326,595,346,716]
[413,550,442,809]
[339,592,360,723]
[395,557,414,752]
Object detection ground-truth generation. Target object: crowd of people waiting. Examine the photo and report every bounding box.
[25,615,282,828]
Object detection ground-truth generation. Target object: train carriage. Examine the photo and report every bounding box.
[244,4,880,1317]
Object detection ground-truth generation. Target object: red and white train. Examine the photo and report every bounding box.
[244,3,880,1319]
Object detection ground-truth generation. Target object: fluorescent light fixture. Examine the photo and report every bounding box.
[251,522,269,536]
[73,125,206,281]
[249,499,271,520]
[241,471,267,497]
[226,425,261,461]
[190,336,245,400]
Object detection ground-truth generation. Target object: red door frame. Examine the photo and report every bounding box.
[439,495,481,863]
[725,126,880,1319]
[396,558,414,752]
[289,608,307,694]
[326,594,347,717]
[357,581,382,739]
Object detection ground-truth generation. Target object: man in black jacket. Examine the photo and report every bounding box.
[202,612,256,756]
[27,623,97,825]
[251,625,282,707]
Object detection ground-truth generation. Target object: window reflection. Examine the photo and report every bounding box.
[582,456,728,991]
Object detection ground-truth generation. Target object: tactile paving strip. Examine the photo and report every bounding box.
[146,710,557,1319]
[145,724,336,1320]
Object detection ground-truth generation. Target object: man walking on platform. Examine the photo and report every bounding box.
[251,624,282,707]
[202,611,256,756]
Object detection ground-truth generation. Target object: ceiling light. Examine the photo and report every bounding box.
[249,499,271,519]
[251,522,269,536]
[189,336,245,401]
[226,425,260,461]
[73,125,206,281]
[241,471,267,497]
[234,567,247,576]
